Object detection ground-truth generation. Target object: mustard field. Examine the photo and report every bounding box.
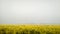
[0,24,60,34]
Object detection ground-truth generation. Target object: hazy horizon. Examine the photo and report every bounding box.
[0,0,60,24]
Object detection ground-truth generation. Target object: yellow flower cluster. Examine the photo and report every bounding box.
[0,24,60,34]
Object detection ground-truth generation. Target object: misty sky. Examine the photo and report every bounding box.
[0,0,60,24]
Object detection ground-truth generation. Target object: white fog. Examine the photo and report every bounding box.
[0,0,60,24]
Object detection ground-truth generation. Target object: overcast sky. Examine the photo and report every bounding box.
[0,0,60,24]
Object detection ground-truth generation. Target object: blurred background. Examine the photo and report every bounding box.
[0,0,60,24]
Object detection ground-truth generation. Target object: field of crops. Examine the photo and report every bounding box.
[0,24,60,34]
